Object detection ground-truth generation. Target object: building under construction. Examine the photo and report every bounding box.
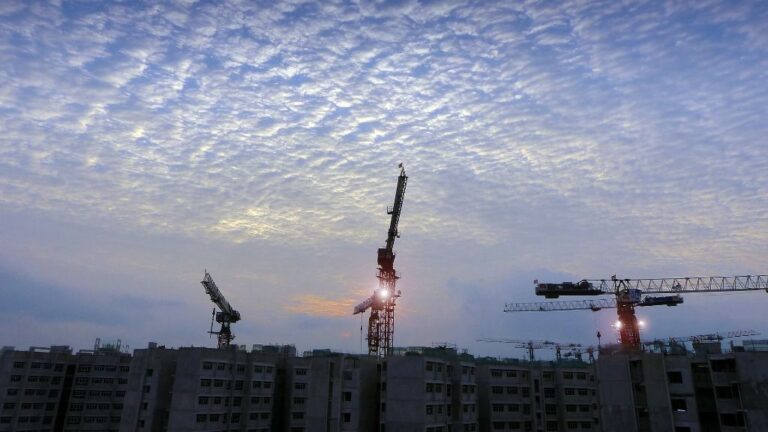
[2,338,768,432]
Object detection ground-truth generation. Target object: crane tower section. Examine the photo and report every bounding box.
[200,271,241,349]
[353,164,408,357]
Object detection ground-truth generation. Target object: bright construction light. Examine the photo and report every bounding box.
[638,320,646,328]
[378,289,390,300]
[614,320,623,329]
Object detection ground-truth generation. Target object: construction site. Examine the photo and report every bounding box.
[2,166,768,432]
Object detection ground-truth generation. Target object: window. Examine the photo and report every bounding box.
[667,371,683,384]
[544,388,555,398]
[295,368,308,376]
[343,412,351,423]
[292,412,304,420]
[78,365,91,373]
[671,398,687,412]
[564,388,575,396]
[491,369,502,377]
[200,379,211,387]
[720,412,745,427]
[295,382,307,390]
[576,373,587,380]
[198,396,209,405]
[203,362,213,370]
[209,413,220,422]
[715,385,738,399]
[343,392,352,401]
[545,404,557,415]
[563,371,574,379]
[217,362,226,370]
[426,405,434,415]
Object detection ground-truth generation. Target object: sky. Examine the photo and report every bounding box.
[1,0,767,359]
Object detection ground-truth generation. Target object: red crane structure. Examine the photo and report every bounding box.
[353,165,408,357]
[506,275,768,351]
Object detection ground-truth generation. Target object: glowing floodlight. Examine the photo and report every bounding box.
[614,320,623,329]
[378,289,390,300]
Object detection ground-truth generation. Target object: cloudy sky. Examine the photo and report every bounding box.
[1,0,767,359]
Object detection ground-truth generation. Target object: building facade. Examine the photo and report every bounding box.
[477,359,600,432]
[597,342,768,432]
[0,342,131,432]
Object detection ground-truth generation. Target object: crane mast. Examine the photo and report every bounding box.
[200,271,241,349]
[353,164,408,357]
[508,274,768,351]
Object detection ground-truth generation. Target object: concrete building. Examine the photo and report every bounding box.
[0,342,131,432]
[597,341,768,432]
[380,346,479,432]
[476,358,600,432]
[120,343,293,432]
[282,350,378,432]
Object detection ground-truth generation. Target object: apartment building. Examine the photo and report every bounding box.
[380,346,479,432]
[63,345,132,431]
[119,343,291,432]
[597,342,768,432]
[477,359,600,432]
[283,350,378,432]
[0,345,72,431]
[0,342,130,432]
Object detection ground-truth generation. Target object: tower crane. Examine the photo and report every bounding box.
[200,271,241,349]
[353,164,408,357]
[644,329,760,348]
[477,338,584,362]
[506,275,768,351]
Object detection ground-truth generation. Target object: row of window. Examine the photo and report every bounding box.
[491,386,531,397]
[2,402,55,411]
[492,420,592,431]
[490,369,529,379]
[196,412,254,424]
[12,362,65,371]
[74,377,128,385]
[199,395,272,406]
[5,388,58,398]
[201,362,275,374]
[70,402,122,411]
[9,375,60,384]
[66,415,119,424]
[0,415,53,424]
[72,389,125,398]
